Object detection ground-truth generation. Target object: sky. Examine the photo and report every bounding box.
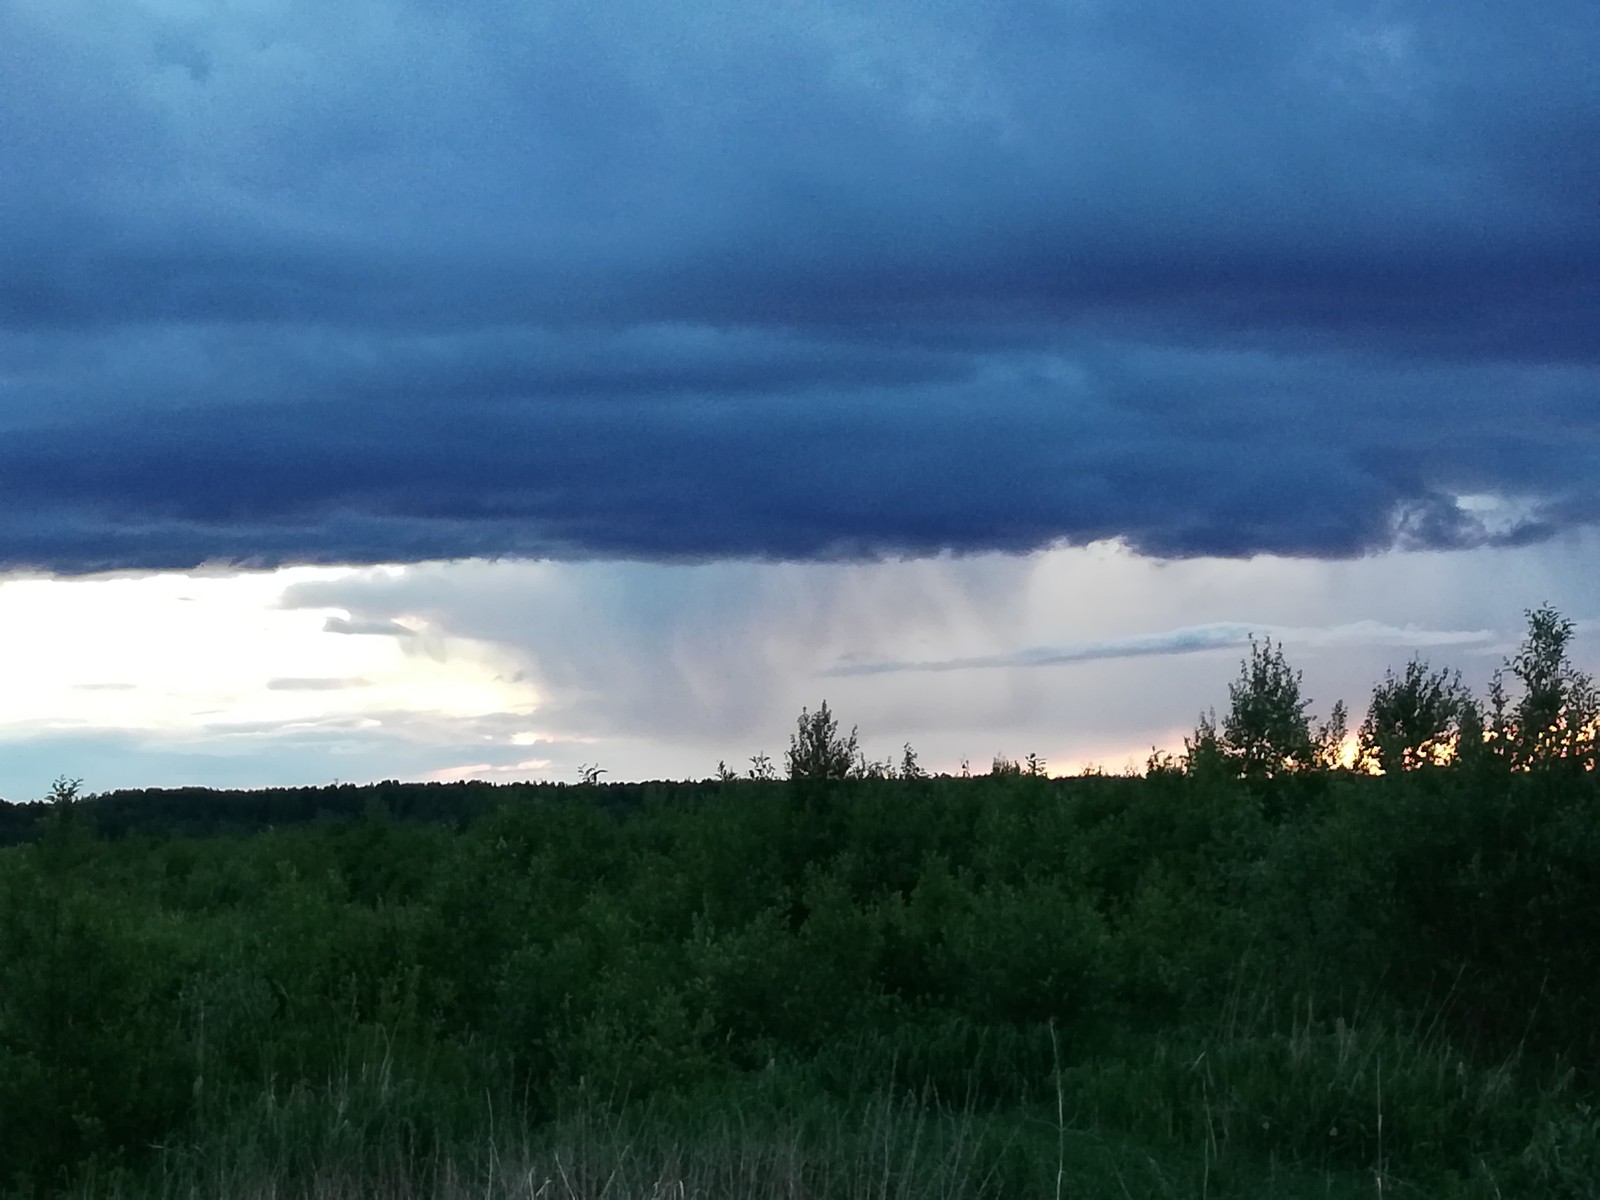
[1,0,1597,798]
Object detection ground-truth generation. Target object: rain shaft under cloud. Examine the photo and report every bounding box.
[2,0,1598,573]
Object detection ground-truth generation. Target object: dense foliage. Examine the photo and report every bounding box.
[1,762,1598,1196]
[0,607,1596,1197]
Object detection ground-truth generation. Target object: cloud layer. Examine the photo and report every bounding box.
[3,0,1598,572]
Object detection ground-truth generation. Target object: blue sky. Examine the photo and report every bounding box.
[1,0,1596,796]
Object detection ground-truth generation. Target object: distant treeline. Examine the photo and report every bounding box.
[0,779,717,847]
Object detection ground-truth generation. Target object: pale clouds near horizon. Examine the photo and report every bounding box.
[1,535,1596,798]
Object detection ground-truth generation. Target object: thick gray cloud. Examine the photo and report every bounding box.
[3,0,1597,572]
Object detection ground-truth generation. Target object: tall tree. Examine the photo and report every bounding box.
[1183,708,1228,777]
[786,701,862,781]
[1315,699,1351,770]
[1358,658,1474,773]
[1495,605,1598,769]
[1219,636,1317,779]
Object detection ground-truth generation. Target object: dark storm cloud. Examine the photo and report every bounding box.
[2,0,1597,572]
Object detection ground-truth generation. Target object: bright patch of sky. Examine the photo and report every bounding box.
[0,566,539,797]
[2,534,1595,800]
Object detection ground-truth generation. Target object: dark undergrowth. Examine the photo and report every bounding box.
[3,764,1600,1197]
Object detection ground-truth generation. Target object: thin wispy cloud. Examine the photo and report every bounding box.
[265,677,372,692]
[322,616,417,637]
[825,621,1498,677]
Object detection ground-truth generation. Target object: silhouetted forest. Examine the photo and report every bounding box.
[0,607,1596,1197]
